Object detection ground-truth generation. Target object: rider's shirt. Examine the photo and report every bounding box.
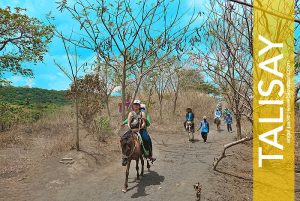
[214,110,221,118]
[186,112,194,122]
[225,115,233,124]
[199,120,209,133]
[130,111,142,129]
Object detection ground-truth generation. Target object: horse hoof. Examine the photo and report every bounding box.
[122,189,127,193]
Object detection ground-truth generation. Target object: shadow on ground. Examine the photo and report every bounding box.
[127,170,165,198]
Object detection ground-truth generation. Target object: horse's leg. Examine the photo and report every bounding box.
[147,159,151,170]
[122,160,131,193]
[140,156,144,176]
[136,158,140,180]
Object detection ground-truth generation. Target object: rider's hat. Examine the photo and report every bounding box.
[140,104,146,109]
[133,100,141,105]
[203,116,207,119]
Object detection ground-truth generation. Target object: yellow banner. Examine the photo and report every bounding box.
[253,0,294,200]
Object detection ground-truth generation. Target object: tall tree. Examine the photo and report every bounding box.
[0,7,54,83]
[53,0,199,120]
[192,0,253,140]
[54,36,87,151]
[93,57,120,117]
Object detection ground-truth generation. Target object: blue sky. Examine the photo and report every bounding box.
[1,0,205,90]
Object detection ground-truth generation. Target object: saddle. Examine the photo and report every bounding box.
[121,130,149,159]
[186,121,193,125]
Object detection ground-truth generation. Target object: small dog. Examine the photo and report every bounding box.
[193,182,202,201]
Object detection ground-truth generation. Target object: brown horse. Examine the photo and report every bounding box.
[214,117,221,130]
[120,131,151,193]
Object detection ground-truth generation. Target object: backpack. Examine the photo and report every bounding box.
[130,111,142,129]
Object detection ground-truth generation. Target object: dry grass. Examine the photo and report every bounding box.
[0,131,26,148]
[139,91,217,126]
[0,91,218,171]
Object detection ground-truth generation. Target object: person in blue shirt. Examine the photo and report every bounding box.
[198,116,210,143]
[184,108,195,133]
[214,109,222,124]
[225,113,233,133]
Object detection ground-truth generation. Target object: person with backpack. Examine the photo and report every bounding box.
[225,113,233,133]
[198,116,210,143]
[122,100,155,163]
[184,108,195,133]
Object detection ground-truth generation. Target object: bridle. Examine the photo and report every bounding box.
[123,133,137,160]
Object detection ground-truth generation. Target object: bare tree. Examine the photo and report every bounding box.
[94,57,120,117]
[192,0,253,140]
[152,61,173,122]
[53,0,200,120]
[54,36,88,151]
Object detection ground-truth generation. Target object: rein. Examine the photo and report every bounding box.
[128,141,136,159]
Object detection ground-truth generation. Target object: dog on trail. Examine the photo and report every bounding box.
[193,182,202,201]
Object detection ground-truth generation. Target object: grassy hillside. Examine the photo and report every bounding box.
[0,86,69,105]
[0,86,70,131]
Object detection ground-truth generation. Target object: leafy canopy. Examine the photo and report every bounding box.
[0,7,54,81]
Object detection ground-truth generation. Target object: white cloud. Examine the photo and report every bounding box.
[10,75,22,83]
[26,78,35,88]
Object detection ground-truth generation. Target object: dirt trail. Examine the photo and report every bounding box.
[16,126,235,201]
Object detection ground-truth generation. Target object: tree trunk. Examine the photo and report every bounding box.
[213,136,252,170]
[130,78,142,108]
[173,87,179,115]
[124,74,144,119]
[236,114,242,140]
[121,61,126,121]
[146,87,153,113]
[106,98,111,118]
[75,91,80,151]
[159,95,163,123]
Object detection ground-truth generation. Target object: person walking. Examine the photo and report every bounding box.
[198,116,210,143]
[225,113,233,133]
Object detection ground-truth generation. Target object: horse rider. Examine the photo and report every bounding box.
[123,100,155,163]
[214,108,222,124]
[216,103,222,115]
[184,107,195,133]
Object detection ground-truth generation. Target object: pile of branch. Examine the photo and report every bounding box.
[213,136,253,170]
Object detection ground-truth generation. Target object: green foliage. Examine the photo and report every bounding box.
[0,7,54,81]
[0,86,69,105]
[91,116,112,141]
[178,68,219,95]
[0,86,69,131]
[197,82,220,96]
[94,116,110,131]
[0,101,45,131]
[68,74,106,128]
